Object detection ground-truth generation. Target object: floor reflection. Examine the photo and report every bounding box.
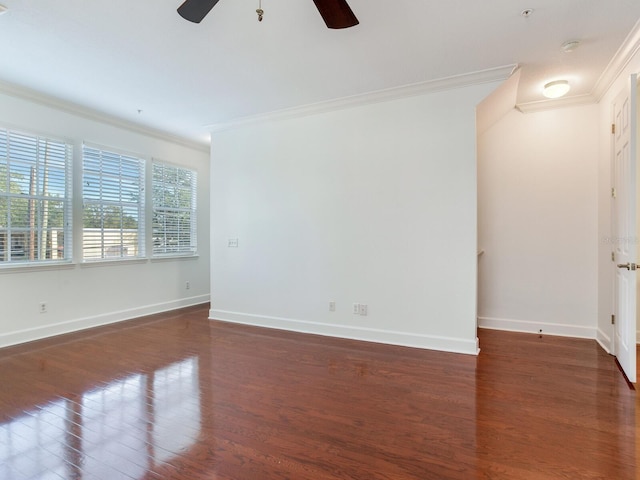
[152,357,201,463]
[0,398,69,479]
[0,357,200,480]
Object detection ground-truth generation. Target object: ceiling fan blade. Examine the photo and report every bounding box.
[177,0,221,23]
[312,0,359,29]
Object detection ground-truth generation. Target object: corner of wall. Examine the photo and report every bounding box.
[596,327,612,354]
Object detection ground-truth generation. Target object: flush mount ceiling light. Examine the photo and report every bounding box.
[543,80,570,99]
[561,40,581,53]
[0,4,8,14]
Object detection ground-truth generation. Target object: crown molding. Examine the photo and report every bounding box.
[591,17,640,102]
[515,93,596,114]
[208,64,518,133]
[0,80,210,153]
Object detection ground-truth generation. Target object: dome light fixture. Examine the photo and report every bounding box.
[0,4,8,14]
[543,80,570,99]
[561,40,581,53]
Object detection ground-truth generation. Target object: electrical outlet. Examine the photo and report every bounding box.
[227,238,239,248]
[352,303,360,314]
[359,304,368,316]
[186,281,190,290]
[39,302,47,314]
[329,301,336,312]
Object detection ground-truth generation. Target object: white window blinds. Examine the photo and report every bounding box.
[0,128,72,264]
[152,162,197,256]
[82,145,145,260]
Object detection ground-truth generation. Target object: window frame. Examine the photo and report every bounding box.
[151,160,198,258]
[81,143,146,262]
[0,126,73,267]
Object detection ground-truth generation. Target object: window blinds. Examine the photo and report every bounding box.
[0,128,72,264]
[82,145,145,260]
[152,162,197,256]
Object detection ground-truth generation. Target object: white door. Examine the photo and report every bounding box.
[612,73,637,383]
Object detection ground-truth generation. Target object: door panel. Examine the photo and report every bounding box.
[612,74,637,383]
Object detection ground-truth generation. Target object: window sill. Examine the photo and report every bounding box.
[80,258,148,268]
[0,261,75,274]
[150,254,200,263]
[0,255,201,272]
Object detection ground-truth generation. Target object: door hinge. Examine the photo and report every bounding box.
[611,314,616,325]
[612,251,615,262]
[612,123,616,134]
[611,187,616,198]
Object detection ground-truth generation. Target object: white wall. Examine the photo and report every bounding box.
[210,81,501,355]
[477,106,599,338]
[0,92,211,348]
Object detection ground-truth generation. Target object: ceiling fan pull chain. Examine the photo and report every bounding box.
[256,0,264,22]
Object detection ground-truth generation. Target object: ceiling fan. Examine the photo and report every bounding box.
[177,0,359,29]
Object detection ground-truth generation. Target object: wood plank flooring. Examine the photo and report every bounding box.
[0,305,636,479]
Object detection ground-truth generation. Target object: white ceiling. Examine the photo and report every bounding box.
[0,0,639,146]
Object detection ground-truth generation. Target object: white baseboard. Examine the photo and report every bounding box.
[0,294,210,349]
[478,316,597,340]
[596,329,640,352]
[209,309,479,355]
[597,328,612,354]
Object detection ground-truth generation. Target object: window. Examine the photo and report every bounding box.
[152,162,197,256]
[0,128,72,264]
[82,145,145,260]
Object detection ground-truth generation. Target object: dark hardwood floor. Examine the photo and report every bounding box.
[0,305,636,479]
